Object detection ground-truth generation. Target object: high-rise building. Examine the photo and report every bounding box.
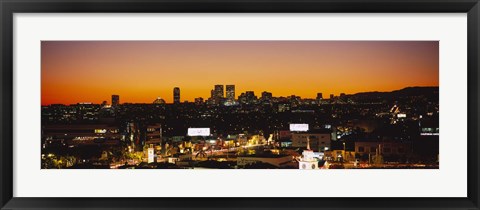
[316,93,323,104]
[111,95,119,106]
[261,91,273,103]
[212,85,224,105]
[210,89,215,99]
[207,89,216,105]
[239,91,257,104]
[226,85,235,101]
[173,87,180,104]
[214,85,224,99]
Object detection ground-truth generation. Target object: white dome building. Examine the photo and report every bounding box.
[153,97,166,104]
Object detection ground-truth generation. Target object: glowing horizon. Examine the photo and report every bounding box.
[41,41,439,105]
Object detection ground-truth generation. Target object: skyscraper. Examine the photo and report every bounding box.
[226,85,235,101]
[214,85,224,99]
[207,89,216,105]
[111,95,119,106]
[210,89,215,99]
[316,93,323,104]
[173,87,180,104]
[213,85,224,105]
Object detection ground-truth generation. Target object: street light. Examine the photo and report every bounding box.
[343,142,346,162]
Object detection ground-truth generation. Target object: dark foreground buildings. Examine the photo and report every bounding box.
[41,86,439,169]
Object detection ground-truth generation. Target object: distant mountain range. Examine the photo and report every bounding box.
[349,86,439,101]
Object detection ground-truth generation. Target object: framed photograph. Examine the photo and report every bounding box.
[1,0,479,209]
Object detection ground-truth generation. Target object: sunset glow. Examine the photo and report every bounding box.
[41,41,438,105]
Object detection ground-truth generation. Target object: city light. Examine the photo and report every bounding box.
[40,41,439,170]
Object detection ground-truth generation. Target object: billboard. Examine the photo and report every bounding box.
[187,128,211,136]
[290,124,309,132]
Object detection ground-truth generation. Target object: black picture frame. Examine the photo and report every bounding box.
[1,0,479,209]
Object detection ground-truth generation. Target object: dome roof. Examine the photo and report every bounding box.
[153,97,166,104]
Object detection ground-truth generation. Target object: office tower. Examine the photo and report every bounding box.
[214,85,224,99]
[226,85,235,101]
[173,87,180,104]
[245,91,257,104]
[213,85,224,105]
[261,91,272,99]
[111,95,119,106]
[206,89,215,105]
[316,93,323,104]
[210,89,215,99]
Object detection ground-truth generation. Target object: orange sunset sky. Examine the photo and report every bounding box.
[41,41,439,105]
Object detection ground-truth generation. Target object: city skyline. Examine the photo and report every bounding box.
[42,84,439,105]
[41,41,439,105]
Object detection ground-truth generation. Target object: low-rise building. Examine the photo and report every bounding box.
[291,129,331,152]
[354,141,410,161]
[42,124,124,146]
